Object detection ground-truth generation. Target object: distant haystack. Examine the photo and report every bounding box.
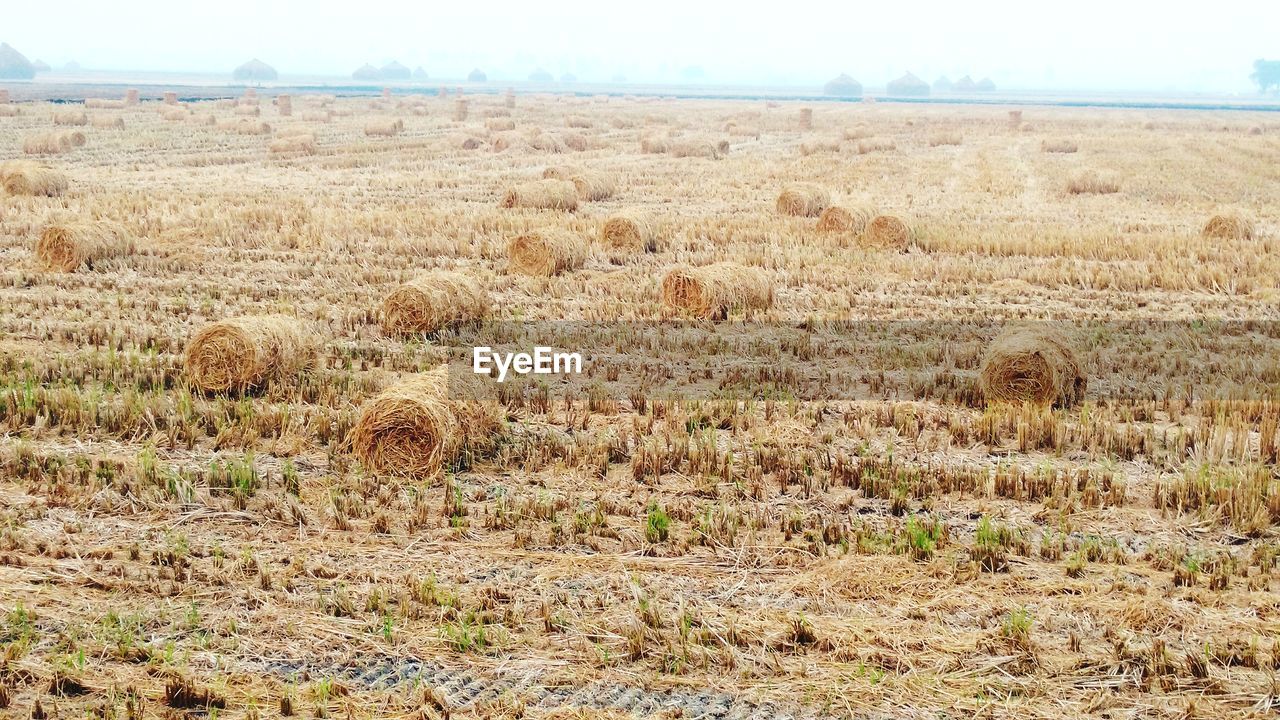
[976,77,997,92]
[233,58,277,83]
[823,73,862,98]
[933,76,953,92]
[529,68,554,83]
[467,68,487,82]
[352,64,381,81]
[560,72,577,83]
[0,43,36,80]
[953,75,978,92]
[381,61,411,80]
[886,72,929,96]
[413,66,428,80]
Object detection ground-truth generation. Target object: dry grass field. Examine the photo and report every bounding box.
[1,89,1279,719]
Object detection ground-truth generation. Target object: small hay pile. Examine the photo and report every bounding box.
[670,138,726,159]
[35,221,133,271]
[863,214,914,249]
[301,110,332,123]
[569,171,617,201]
[816,205,874,234]
[776,183,830,217]
[661,263,773,319]
[234,104,260,116]
[799,107,813,129]
[381,271,489,336]
[269,134,317,155]
[163,109,190,122]
[84,99,124,109]
[500,180,579,211]
[22,130,83,155]
[184,315,319,394]
[217,119,271,135]
[1041,139,1078,153]
[0,160,68,196]
[364,119,404,137]
[349,367,503,478]
[600,211,657,252]
[1066,171,1119,195]
[53,110,88,126]
[640,135,671,154]
[1202,213,1256,241]
[979,328,1086,407]
[163,91,178,105]
[486,117,516,131]
[90,115,125,129]
[508,231,589,276]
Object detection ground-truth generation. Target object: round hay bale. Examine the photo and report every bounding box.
[349,367,502,478]
[569,171,616,201]
[381,271,489,336]
[863,214,913,249]
[53,110,88,126]
[776,183,830,217]
[23,131,77,155]
[269,134,317,155]
[184,315,319,394]
[1202,213,1256,241]
[507,230,589,276]
[35,221,133,271]
[640,135,671,154]
[0,160,68,196]
[979,328,1086,407]
[499,180,578,211]
[816,205,874,234]
[661,262,773,320]
[364,119,403,137]
[91,115,125,129]
[600,211,657,252]
[670,138,724,159]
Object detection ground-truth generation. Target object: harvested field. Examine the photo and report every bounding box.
[0,91,1278,720]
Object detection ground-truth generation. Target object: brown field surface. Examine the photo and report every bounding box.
[1,90,1279,719]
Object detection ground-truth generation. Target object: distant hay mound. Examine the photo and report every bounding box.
[23,130,83,155]
[364,119,404,137]
[670,138,725,159]
[863,214,913,249]
[269,134,316,155]
[90,115,125,129]
[301,110,332,123]
[125,89,139,105]
[529,133,567,153]
[276,94,292,116]
[84,99,124,109]
[1041,139,1078,153]
[163,109,190,122]
[798,107,813,130]
[799,138,841,155]
[569,171,616,201]
[1,160,68,196]
[454,99,469,122]
[928,132,962,147]
[1066,171,1119,195]
[507,230,589,276]
[640,135,671,154]
[776,183,830,217]
[980,328,1086,408]
[163,91,178,105]
[566,115,592,128]
[36,221,132,271]
[1202,213,1256,241]
[661,263,773,319]
[600,211,658,252]
[53,110,88,126]
[217,118,271,135]
[350,367,503,478]
[486,117,516,131]
[563,132,590,151]
[816,205,874,234]
[184,315,319,394]
[500,180,579,211]
[381,271,489,336]
[0,105,20,117]
[855,138,896,154]
[233,104,261,116]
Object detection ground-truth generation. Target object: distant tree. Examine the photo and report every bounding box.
[1252,59,1280,94]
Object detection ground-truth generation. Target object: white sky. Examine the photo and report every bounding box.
[3,0,1277,92]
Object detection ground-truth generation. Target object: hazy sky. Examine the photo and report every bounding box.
[4,0,1277,92]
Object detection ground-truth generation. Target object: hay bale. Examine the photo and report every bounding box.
[53,110,88,126]
[454,99,469,122]
[364,119,403,136]
[661,263,773,319]
[277,94,292,116]
[563,132,590,152]
[23,131,80,155]
[218,119,272,135]
[600,211,657,252]
[486,117,515,131]
[0,105,19,117]
[863,214,914,249]
[569,171,616,201]
[163,109,189,122]
[776,183,830,217]
[529,133,567,153]
[269,134,316,155]
[1066,171,1119,195]
[163,92,178,105]
[0,89,9,104]
[799,107,813,129]
[640,135,671,154]
[234,104,261,116]
[125,89,139,105]
[90,115,125,129]
[507,230,589,276]
[1041,139,1078,153]
[1202,213,1256,240]
[184,315,319,394]
[816,205,874,234]
[670,138,725,159]
[979,328,1086,407]
[84,99,124,109]
[381,271,489,336]
[349,367,502,478]
[301,110,332,123]
[500,180,579,211]
[0,160,68,196]
[35,221,132,271]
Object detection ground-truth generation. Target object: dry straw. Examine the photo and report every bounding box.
[0,89,8,104]
[277,94,292,116]
[0,161,68,196]
[863,214,914,249]
[454,99,469,122]
[163,91,178,105]
[364,119,404,137]
[269,134,317,155]
[1202,213,1256,241]
[53,110,88,126]
[670,138,727,159]
[349,367,503,479]
[507,230,589,276]
[661,263,773,319]
[125,88,139,105]
[217,119,272,135]
[22,130,83,155]
[381,271,489,336]
[84,99,124,109]
[600,211,658,252]
[1066,171,1119,195]
[301,110,332,123]
[36,221,133,272]
[776,183,830,217]
[569,171,617,201]
[799,107,813,129]
[816,205,874,234]
[640,135,671,154]
[500,180,579,211]
[90,115,125,129]
[0,106,19,118]
[184,315,319,394]
[980,327,1086,407]
[1041,139,1078,153]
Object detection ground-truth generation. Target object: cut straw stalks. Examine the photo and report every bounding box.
[184,316,319,394]
[500,180,579,211]
[35,221,133,272]
[0,161,69,196]
[600,211,658,252]
[381,271,489,336]
[776,183,830,217]
[507,231,589,276]
[349,367,503,478]
[661,263,773,319]
[979,327,1086,408]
